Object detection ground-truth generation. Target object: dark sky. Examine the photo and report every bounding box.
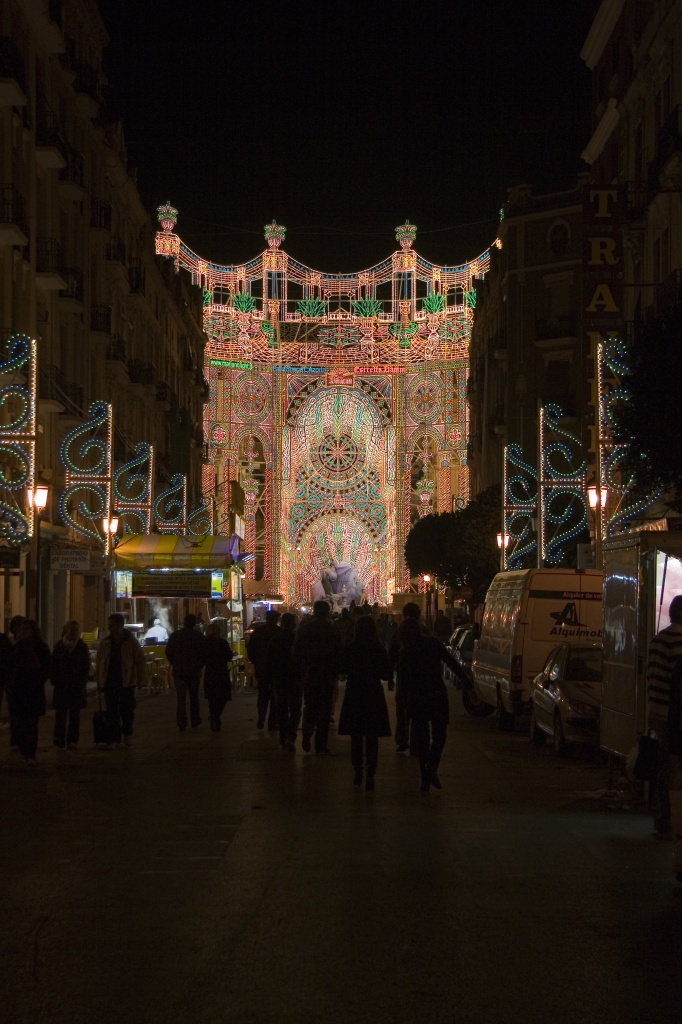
[99,0,597,272]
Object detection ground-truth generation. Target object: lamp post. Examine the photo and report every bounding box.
[586,484,608,569]
[102,516,119,620]
[496,531,510,571]
[423,573,433,629]
[28,485,49,627]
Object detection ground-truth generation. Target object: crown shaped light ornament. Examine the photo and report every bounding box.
[157,202,178,233]
[264,221,286,249]
[395,220,417,250]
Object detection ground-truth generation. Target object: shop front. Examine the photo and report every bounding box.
[113,534,243,650]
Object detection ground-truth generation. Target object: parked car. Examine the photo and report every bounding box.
[445,624,493,717]
[443,625,470,686]
[472,568,603,730]
[529,643,602,755]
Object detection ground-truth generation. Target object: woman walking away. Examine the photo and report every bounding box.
[338,616,391,791]
[397,616,459,792]
[204,622,233,731]
[7,619,52,766]
[51,621,90,749]
[266,613,302,752]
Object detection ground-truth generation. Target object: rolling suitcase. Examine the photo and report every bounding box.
[93,693,111,746]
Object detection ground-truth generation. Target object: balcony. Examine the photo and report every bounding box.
[0,38,27,106]
[648,106,682,196]
[36,238,67,289]
[105,238,128,290]
[126,360,156,387]
[38,365,82,417]
[0,185,28,246]
[656,269,682,315]
[156,381,171,407]
[59,266,84,306]
[535,314,577,342]
[35,103,68,169]
[90,303,112,335]
[17,0,64,53]
[128,258,146,296]
[106,335,126,362]
[90,198,112,233]
[73,59,99,115]
[58,147,85,199]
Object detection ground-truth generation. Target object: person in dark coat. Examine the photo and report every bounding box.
[51,620,90,749]
[0,629,11,728]
[203,621,233,731]
[266,613,302,752]
[338,616,391,791]
[292,600,340,753]
[5,615,25,750]
[246,609,281,730]
[387,602,425,753]
[397,616,459,792]
[7,619,51,765]
[165,613,206,731]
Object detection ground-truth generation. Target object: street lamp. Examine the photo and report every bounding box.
[423,574,433,628]
[28,485,49,626]
[586,484,608,568]
[102,516,119,618]
[496,531,510,571]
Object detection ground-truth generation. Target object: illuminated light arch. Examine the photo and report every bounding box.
[156,211,489,599]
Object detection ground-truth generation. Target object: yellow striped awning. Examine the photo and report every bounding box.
[114,534,235,570]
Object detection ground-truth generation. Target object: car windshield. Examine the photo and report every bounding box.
[564,650,602,682]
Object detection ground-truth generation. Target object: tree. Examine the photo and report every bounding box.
[404,484,501,607]
[616,307,682,510]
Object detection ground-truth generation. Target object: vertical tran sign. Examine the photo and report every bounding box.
[583,186,624,333]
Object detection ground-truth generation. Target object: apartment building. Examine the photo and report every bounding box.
[0,0,206,636]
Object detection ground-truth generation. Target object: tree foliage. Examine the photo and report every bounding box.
[616,308,682,509]
[404,484,501,605]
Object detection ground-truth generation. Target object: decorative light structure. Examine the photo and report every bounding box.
[153,473,187,534]
[538,404,588,566]
[0,333,37,544]
[503,443,538,570]
[59,402,114,551]
[113,443,154,533]
[156,215,490,601]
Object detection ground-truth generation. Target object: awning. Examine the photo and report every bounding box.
[114,534,235,570]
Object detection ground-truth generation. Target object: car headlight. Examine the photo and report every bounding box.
[568,699,599,716]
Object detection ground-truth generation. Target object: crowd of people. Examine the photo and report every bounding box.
[0,601,459,792]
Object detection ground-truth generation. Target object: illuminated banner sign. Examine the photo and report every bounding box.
[583,185,624,332]
[353,365,406,375]
[209,359,253,370]
[272,365,327,375]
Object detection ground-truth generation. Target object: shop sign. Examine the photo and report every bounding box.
[353,365,405,375]
[209,359,253,370]
[211,571,224,598]
[583,185,624,332]
[131,571,213,597]
[272,365,327,375]
[51,548,103,572]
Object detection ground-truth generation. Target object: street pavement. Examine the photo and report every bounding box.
[1,683,681,1024]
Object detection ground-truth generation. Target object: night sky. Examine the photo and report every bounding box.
[99,0,597,272]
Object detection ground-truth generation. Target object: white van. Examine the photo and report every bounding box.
[472,568,603,728]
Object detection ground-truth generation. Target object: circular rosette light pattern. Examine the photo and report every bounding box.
[233,374,270,422]
[407,375,444,422]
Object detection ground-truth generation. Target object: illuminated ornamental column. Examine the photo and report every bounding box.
[241,470,259,580]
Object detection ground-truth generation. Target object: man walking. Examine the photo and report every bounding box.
[293,600,340,753]
[165,614,206,731]
[246,609,280,730]
[95,613,147,747]
[388,601,424,753]
[646,594,682,839]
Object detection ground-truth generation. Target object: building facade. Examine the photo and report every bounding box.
[1,0,206,638]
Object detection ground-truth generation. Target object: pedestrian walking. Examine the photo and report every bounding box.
[95,613,147,748]
[666,655,682,882]
[246,609,280,730]
[397,616,459,791]
[266,612,302,751]
[337,616,391,791]
[434,609,451,643]
[292,600,340,754]
[203,621,233,731]
[646,595,682,839]
[165,613,206,731]
[0,629,11,730]
[387,601,425,753]
[51,620,90,749]
[5,615,25,750]
[7,619,51,766]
